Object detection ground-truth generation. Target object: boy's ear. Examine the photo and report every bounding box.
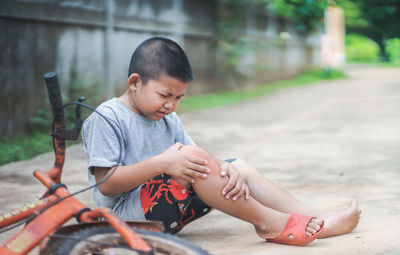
[128,73,142,90]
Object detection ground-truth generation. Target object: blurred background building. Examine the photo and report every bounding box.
[0,0,324,137]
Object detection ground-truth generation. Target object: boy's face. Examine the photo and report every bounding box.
[128,73,187,121]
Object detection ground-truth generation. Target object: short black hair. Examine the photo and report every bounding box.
[128,37,194,84]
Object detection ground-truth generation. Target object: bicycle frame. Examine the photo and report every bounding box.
[0,72,163,255]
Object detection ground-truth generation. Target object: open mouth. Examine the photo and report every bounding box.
[156,111,169,117]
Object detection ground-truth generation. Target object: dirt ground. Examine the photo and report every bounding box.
[1,65,399,254]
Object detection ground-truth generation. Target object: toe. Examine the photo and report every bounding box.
[308,222,321,231]
[306,217,323,237]
[306,226,317,235]
[350,199,358,209]
[310,217,324,227]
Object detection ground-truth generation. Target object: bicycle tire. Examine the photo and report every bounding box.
[51,225,210,255]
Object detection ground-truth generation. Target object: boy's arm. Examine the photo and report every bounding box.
[94,143,210,196]
[93,157,162,196]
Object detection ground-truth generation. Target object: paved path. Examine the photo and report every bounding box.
[1,66,399,254]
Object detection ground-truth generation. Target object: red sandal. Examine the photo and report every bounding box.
[266,213,324,246]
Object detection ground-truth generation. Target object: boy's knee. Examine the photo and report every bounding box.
[231,158,251,168]
[230,158,258,176]
[179,145,220,175]
[179,145,208,158]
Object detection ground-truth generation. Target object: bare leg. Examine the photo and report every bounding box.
[178,146,324,241]
[231,159,361,238]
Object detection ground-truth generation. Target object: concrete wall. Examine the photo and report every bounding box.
[0,0,322,137]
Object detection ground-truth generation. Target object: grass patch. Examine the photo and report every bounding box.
[178,67,345,112]
[0,132,53,166]
[367,62,400,68]
[347,61,400,68]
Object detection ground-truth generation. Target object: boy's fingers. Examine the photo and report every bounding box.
[235,186,248,201]
[174,142,183,147]
[226,181,244,199]
[184,168,208,179]
[222,177,237,198]
[240,184,248,200]
[230,186,245,201]
[245,185,250,200]
[186,162,210,174]
[187,155,208,165]
[171,142,183,151]
[220,164,229,176]
[183,174,195,184]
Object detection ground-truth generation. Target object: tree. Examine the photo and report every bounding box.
[265,0,328,32]
[339,0,400,60]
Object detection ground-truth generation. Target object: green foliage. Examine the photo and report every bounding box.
[313,67,346,80]
[351,0,400,39]
[385,38,400,63]
[345,34,380,62]
[64,75,104,129]
[27,99,52,133]
[0,132,53,166]
[178,68,345,112]
[215,0,253,71]
[0,71,105,166]
[367,62,400,68]
[339,0,400,60]
[218,37,251,69]
[337,0,368,28]
[266,0,327,32]
[29,72,104,134]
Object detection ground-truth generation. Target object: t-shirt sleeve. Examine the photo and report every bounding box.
[82,109,124,172]
[173,113,196,146]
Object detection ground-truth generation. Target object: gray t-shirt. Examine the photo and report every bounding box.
[82,98,195,220]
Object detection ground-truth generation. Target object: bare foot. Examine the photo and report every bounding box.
[318,200,361,238]
[304,217,324,237]
[256,214,324,240]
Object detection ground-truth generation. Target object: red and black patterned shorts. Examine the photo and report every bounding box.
[140,173,212,234]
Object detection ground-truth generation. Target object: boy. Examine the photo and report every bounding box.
[82,37,360,246]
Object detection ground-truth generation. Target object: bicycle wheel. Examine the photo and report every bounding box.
[52,225,210,255]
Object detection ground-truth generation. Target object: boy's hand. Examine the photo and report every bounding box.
[220,162,250,201]
[158,143,210,184]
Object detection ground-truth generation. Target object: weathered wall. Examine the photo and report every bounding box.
[0,0,321,137]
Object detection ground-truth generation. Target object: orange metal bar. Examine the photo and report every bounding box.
[33,169,56,189]
[47,167,61,182]
[0,188,84,255]
[80,208,153,253]
[51,120,66,183]
[0,195,59,230]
